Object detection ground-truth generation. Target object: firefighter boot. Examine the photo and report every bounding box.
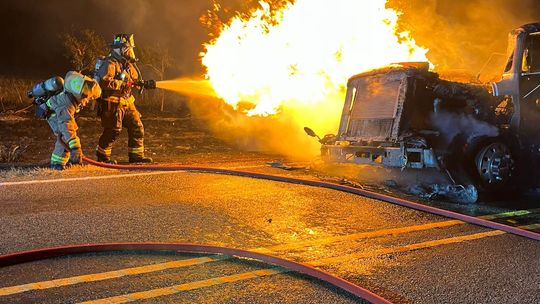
[67,149,84,167]
[96,151,117,165]
[128,154,153,163]
[50,163,65,170]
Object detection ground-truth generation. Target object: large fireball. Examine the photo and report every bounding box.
[202,0,429,118]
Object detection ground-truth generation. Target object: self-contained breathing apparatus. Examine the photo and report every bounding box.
[28,72,102,119]
[27,76,64,119]
[93,56,156,96]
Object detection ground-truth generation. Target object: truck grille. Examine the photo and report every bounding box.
[345,71,406,141]
[349,119,394,139]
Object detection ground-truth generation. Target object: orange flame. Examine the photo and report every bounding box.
[202,0,429,118]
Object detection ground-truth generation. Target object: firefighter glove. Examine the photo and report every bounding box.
[121,81,134,94]
[36,102,51,119]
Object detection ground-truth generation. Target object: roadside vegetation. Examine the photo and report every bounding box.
[0,29,190,166]
[0,29,184,116]
[0,77,36,113]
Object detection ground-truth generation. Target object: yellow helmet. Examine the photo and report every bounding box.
[64,71,101,101]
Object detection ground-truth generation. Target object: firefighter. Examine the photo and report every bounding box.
[44,71,101,170]
[94,33,153,163]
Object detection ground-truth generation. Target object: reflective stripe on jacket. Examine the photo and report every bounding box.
[96,55,139,105]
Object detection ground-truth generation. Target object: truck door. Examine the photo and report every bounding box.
[520,32,540,142]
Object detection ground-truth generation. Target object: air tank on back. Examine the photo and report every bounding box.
[27,76,64,98]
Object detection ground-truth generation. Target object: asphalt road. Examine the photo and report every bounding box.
[0,168,539,303]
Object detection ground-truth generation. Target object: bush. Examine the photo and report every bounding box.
[0,77,35,112]
[0,144,27,163]
[0,77,189,114]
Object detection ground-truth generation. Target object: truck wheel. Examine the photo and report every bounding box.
[474,142,515,189]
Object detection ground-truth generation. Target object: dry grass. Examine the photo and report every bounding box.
[0,164,132,182]
[0,144,28,163]
[0,77,187,113]
[0,77,35,112]
[0,167,45,180]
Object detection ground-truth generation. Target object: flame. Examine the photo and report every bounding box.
[201,0,429,118]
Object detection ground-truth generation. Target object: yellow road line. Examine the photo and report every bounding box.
[308,222,538,267]
[1,209,538,297]
[0,255,230,297]
[252,219,462,253]
[250,208,540,254]
[79,268,285,304]
[308,231,505,266]
[78,223,540,304]
[479,208,540,220]
[0,221,458,296]
[0,220,462,297]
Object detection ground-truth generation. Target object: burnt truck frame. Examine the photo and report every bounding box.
[308,22,540,197]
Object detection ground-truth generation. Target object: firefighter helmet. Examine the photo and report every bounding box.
[64,71,101,101]
[111,34,135,48]
[111,34,136,62]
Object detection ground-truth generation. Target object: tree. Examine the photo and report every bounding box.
[138,44,174,111]
[59,29,107,73]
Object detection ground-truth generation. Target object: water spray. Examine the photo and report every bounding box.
[156,78,218,98]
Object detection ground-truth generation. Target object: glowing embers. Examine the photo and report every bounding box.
[201,0,429,117]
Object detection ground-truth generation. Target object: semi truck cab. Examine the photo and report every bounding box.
[306,22,540,201]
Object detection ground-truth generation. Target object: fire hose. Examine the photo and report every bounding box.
[81,156,540,242]
[0,144,393,303]
[2,153,539,303]
[0,242,391,304]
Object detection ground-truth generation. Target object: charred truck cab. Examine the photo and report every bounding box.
[309,23,540,200]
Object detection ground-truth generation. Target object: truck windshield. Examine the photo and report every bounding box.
[522,33,540,73]
[504,34,516,73]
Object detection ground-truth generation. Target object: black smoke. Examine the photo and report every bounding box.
[388,0,540,81]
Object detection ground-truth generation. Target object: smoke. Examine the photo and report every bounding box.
[430,112,499,145]
[3,0,537,158]
[168,0,537,158]
[387,0,539,81]
[157,75,342,158]
[186,93,324,159]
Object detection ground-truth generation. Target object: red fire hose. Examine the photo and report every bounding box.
[82,156,540,241]
[3,155,538,303]
[0,242,392,304]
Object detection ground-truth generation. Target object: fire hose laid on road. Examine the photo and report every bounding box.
[81,156,540,242]
[0,242,391,304]
[2,155,539,303]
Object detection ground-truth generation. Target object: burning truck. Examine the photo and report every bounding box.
[306,22,540,202]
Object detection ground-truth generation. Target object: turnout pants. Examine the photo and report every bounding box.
[47,98,82,166]
[97,100,145,159]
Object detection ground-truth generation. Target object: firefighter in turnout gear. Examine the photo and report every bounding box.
[95,33,153,163]
[45,72,101,170]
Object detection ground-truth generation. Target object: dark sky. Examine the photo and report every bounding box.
[1,0,539,79]
[0,0,223,78]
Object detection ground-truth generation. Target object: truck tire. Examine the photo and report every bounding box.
[474,141,516,191]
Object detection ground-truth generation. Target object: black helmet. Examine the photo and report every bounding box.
[111,34,137,62]
[110,33,135,48]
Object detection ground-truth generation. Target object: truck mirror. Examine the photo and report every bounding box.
[304,127,317,138]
